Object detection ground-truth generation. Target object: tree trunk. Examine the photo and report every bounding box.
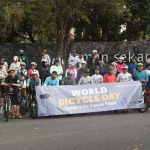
[101,27,108,41]
[126,22,132,41]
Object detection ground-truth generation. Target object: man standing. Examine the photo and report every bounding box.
[10,56,20,74]
[1,56,8,71]
[42,49,51,66]
[44,71,59,86]
[128,56,137,75]
[76,51,84,69]
[68,50,78,65]
[18,49,28,67]
[52,52,64,68]
[1,68,23,119]
[50,59,63,84]
[104,66,116,83]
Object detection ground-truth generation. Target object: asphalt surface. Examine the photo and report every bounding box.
[0,110,150,150]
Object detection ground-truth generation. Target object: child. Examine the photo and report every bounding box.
[65,62,77,79]
[111,62,117,75]
[116,57,125,74]
[28,62,39,78]
[92,68,103,84]
[99,61,107,76]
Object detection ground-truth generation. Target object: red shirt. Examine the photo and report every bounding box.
[104,74,116,83]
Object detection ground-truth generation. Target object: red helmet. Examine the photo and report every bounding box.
[13,56,18,62]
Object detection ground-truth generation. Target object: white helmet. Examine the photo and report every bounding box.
[20,62,26,66]
[92,50,97,53]
[118,56,124,60]
[122,65,128,69]
[32,70,38,75]
[111,62,117,66]
[70,62,74,66]
[81,60,86,64]
[31,62,37,66]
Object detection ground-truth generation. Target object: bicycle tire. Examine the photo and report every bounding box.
[5,99,9,122]
[137,102,150,113]
[31,107,37,119]
[20,105,27,116]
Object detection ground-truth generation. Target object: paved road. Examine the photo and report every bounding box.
[0,110,150,150]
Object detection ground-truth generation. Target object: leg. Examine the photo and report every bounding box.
[16,105,20,116]
[11,105,15,115]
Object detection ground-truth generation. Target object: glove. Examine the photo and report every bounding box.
[8,83,12,88]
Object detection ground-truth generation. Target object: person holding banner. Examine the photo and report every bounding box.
[78,69,93,85]
[44,71,59,86]
[61,72,75,85]
[92,68,103,84]
[104,66,116,83]
[117,65,133,82]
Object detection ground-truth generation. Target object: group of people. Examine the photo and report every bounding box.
[0,49,150,119]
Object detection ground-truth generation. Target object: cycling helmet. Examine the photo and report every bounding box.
[31,62,37,66]
[99,61,104,65]
[20,62,26,66]
[56,52,61,55]
[20,49,24,53]
[31,70,38,75]
[92,50,97,53]
[67,71,72,75]
[137,63,143,66]
[13,56,18,62]
[132,56,137,60]
[81,60,86,64]
[122,65,128,69]
[108,66,114,70]
[84,69,89,73]
[41,58,47,62]
[111,62,117,66]
[118,56,124,60]
[54,59,59,64]
[71,62,74,66]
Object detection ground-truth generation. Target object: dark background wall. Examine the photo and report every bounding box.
[0,41,150,67]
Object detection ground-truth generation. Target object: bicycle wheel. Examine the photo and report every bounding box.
[5,99,9,122]
[137,102,150,113]
[31,101,37,119]
[20,98,27,116]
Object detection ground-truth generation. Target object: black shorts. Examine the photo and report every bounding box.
[10,93,21,105]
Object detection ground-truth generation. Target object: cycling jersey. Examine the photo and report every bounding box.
[117,72,133,82]
[128,63,137,74]
[61,77,75,85]
[78,76,93,85]
[44,77,59,86]
[145,69,150,88]
[27,78,41,89]
[17,68,27,81]
[116,63,125,73]
[92,74,103,84]
[68,55,79,65]
[65,68,77,79]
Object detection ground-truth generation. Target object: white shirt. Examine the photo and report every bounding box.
[92,74,103,84]
[0,67,7,78]
[76,57,85,68]
[4,62,8,68]
[78,76,93,85]
[10,62,20,74]
[145,69,150,76]
[117,72,133,82]
[68,55,79,65]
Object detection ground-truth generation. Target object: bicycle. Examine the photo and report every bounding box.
[3,91,12,122]
[28,89,37,119]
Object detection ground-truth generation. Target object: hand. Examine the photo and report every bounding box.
[8,83,12,88]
